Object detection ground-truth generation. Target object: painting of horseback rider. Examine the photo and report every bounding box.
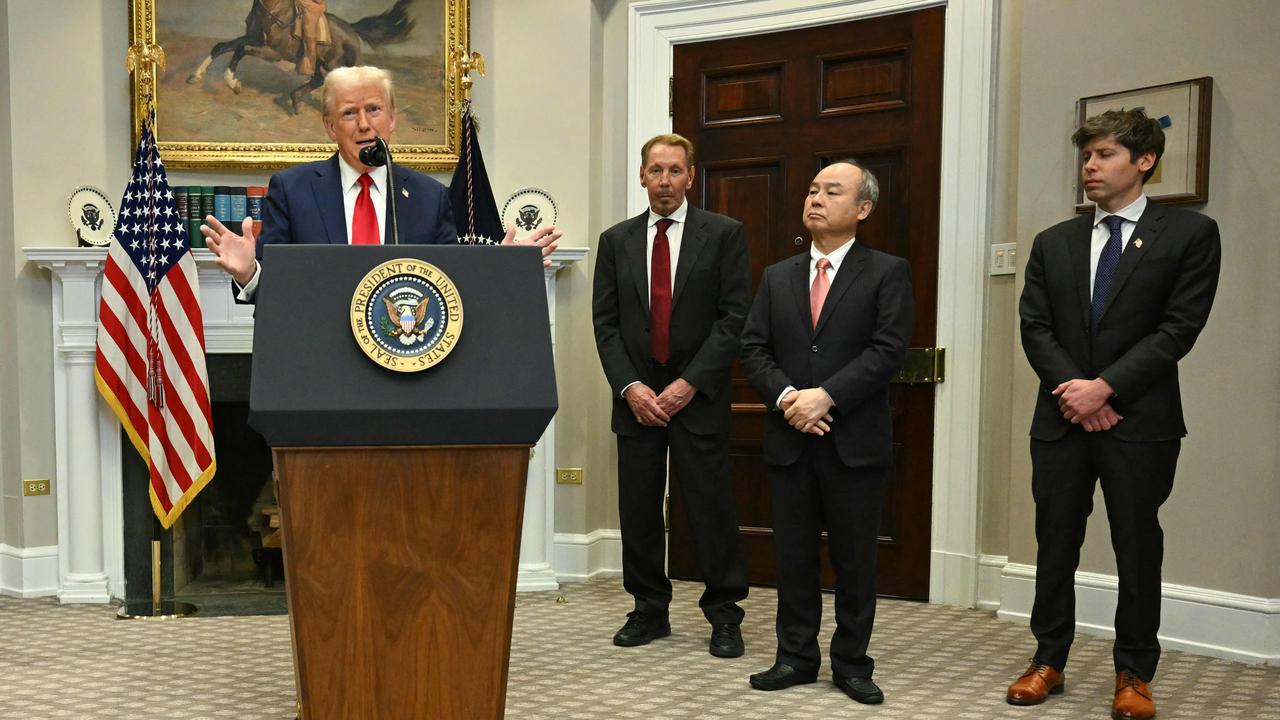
[149,0,461,168]
[186,0,413,113]
[296,0,330,76]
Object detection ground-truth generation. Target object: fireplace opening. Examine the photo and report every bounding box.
[122,354,285,616]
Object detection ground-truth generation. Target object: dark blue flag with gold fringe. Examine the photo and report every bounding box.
[449,103,504,245]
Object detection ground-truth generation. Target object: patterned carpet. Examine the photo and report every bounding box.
[1,577,1277,719]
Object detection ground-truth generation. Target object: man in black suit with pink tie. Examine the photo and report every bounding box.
[741,158,914,705]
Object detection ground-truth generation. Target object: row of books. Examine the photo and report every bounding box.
[173,186,267,248]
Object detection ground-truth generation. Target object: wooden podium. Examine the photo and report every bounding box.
[249,245,557,720]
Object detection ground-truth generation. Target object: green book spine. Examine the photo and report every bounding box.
[194,186,215,248]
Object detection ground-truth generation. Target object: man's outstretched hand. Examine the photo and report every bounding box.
[203,215,258,286]
[501,224,561,267]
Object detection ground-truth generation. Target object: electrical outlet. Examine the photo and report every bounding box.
[990,242,1018,275]
[23,478,51,496]
[556,467,583,485]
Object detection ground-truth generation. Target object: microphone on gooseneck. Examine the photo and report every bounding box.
[358,136,401,245]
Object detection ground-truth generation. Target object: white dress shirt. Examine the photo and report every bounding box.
[1090,194,1147,299]
[235,157,389,302]
[775,236,857,409]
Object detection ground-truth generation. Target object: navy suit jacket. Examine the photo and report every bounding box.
[741,242,914,469]
[256,153,456,254]
[1020,201,1221,441]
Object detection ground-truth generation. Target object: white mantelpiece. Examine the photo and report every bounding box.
[24,246,587,602]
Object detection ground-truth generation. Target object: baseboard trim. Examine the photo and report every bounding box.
[976,554,1007,611]
[0,544,59,598]
[554,529,623,583]
[994,561,1280,666]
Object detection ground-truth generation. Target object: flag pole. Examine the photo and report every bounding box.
[117,517,197,620]
[115,35,196,621]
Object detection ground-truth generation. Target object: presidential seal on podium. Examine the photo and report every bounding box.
[350,259,463,372]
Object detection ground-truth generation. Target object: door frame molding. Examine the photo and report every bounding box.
[630,0,998,607]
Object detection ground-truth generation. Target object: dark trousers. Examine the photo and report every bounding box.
[616,418,748,625]
[1030,430,1180,681]
[768,434,886,679]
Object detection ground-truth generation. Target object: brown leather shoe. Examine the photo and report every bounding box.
[1112,671,1156,719]
[1006,660,1065,705]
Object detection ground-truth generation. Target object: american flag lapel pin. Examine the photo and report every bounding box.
[402,188,409,198]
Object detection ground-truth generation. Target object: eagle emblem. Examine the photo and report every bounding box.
[383,295,435,345]
[350,258,463,373]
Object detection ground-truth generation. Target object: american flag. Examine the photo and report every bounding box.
[95,107,216,529]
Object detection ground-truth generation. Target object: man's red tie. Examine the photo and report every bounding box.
[811,257,832,329]
[351,173,380,245]
[650,218,674,363]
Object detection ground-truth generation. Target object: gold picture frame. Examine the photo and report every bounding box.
[129,0,468,171]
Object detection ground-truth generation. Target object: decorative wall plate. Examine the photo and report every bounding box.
[68,186,117,247]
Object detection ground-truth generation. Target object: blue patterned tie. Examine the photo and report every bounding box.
[1091,214,1125,337]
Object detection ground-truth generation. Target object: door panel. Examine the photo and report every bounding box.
[668,7,943,600]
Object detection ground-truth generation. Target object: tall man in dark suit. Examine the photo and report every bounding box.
[741,159,913,705]
[592,133,751,658]
[1007,109,1220,720]
[202,66,557,297]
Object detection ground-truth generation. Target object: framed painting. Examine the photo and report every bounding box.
[1074,77,1213,212]
[129,0,468,171]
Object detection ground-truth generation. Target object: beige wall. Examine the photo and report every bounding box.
[2,0,130,548]
[1001,0,1280,598]
[0,0,16,546]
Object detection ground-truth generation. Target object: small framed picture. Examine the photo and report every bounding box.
[1074,77,1212,211]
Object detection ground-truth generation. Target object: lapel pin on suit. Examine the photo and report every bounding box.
[402,188,410,198]
[1134,238,1143,249]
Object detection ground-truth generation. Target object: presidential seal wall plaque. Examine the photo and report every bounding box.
[68,186,118,247]
[350,259,463,372]
[501,187,558,241]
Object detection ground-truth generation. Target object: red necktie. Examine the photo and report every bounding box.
[351,173,380,245]
[811,257,832,329]
[650,218,674,363]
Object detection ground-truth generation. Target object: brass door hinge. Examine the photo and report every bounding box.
[892,347,945,384]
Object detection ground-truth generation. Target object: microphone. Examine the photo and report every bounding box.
[358,136,400,245]
[358,136,389,167]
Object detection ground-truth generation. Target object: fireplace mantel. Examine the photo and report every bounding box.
[24,246,587,602]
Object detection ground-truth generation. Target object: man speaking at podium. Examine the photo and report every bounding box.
[201,65,558,299]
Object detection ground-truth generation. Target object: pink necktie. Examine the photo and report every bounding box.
[351,173,380,245]
[810,257,831,329]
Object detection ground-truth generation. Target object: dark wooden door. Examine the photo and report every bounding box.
[667,8,943,600]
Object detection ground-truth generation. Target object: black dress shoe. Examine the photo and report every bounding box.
[834,675,884,704]
[749,663,818,691]
[709,623,744,658]
[612,612,670,647]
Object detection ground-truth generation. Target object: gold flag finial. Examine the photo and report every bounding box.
[451,44,486,111]
[127,41,167,96]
